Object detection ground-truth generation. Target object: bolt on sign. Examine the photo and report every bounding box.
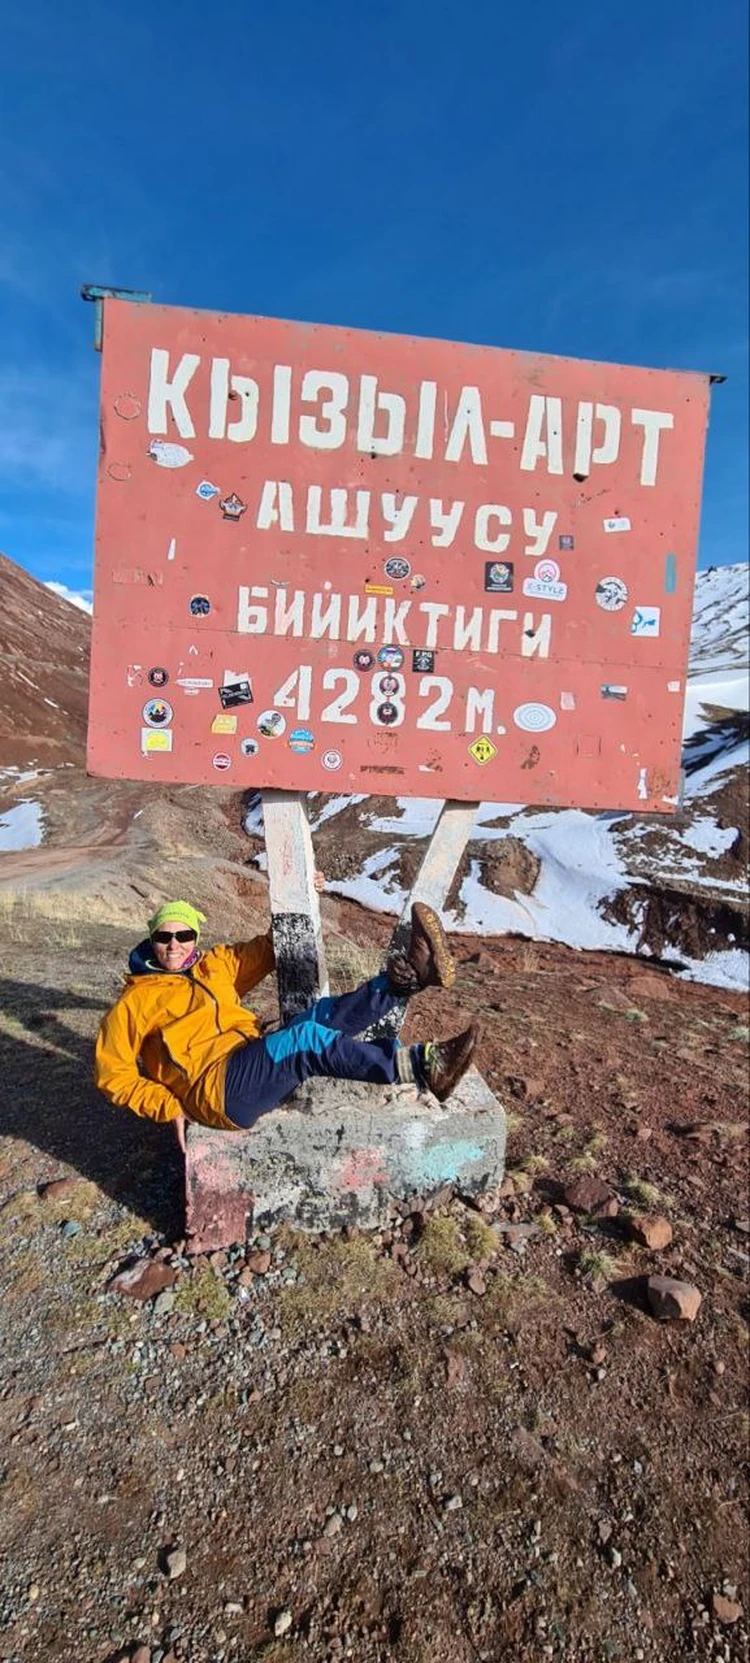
[87,297,713,809]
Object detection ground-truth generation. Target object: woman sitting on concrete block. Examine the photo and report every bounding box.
[94,899,477,1134]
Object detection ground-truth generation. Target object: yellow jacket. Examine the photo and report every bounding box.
[94,932,275,1131]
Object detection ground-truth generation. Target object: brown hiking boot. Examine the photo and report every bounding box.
[386,902,456,994]
[422,1024,478,1102]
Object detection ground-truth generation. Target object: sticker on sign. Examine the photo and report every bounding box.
[86,296,712,812]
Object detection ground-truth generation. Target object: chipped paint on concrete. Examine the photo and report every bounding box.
[185,1068,505,1246]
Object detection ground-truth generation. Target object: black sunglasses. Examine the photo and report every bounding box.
[152,929,197,944]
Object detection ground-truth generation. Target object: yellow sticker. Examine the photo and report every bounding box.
[468,736,497,765]
[141,727,173,754]
[211,713,238,734]
[365,583,393,596]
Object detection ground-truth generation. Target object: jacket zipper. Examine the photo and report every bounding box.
[183,973,252,1085]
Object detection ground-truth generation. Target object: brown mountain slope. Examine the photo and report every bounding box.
[0,551,90,770]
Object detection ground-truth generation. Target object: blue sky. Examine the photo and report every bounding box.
[1,0,747,602]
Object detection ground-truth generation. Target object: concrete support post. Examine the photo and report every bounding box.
[366,798,479,1041]
[261,789,329,1021]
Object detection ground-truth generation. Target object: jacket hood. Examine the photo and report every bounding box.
[129,939,162,976]
[128,939,201,978]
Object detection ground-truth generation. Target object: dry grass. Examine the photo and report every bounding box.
[173,1262,233,1322]
[416,1215,471,1278]
[277,1235,400,1339]
[0,888,88,945]
[568,1151,598,1176]
[324,933,384,991]
[523,1153,550,1176]
[622,1175,661,1210]
[578,1248,625,1284]
[463,1214,499,1261]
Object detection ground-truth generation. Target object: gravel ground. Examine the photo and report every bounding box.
[0,910,748,1663]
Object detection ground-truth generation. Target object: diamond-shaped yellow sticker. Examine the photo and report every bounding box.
[468,736,497,765]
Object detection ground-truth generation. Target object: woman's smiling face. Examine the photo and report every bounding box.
[150,921,197,971]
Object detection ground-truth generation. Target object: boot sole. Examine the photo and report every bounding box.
[412,901,456,989]
[430,1025,479,1102]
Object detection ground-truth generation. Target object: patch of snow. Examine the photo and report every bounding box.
[687,736,749,798]
[449,809,635,953]
[689,564,749,677]
[326,847,406,915]
[0,799,44,851]
[43,697,60,709]
[680,820,739,857]
[308,794,367,829]
[242,796,264,836]
[674,948,750,993]
[367,797,444,837]
[683,672,749,740]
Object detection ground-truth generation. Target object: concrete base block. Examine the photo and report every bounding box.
[185,1067,506,1250]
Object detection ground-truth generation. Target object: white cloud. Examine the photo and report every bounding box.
[44,580,93,614]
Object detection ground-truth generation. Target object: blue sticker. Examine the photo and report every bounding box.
[377,646,404,670]
[665,553,677,593]
[289,727,315,755]
[196,480,220,501]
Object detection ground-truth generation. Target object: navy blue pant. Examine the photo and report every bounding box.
[223,974,410,1128]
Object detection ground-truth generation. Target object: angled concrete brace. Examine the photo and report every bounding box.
[365,797,479,1039]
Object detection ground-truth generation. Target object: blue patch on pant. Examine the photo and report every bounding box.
[264,1019,339,1065]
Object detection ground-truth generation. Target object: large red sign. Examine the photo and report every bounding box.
[87,298,711,810]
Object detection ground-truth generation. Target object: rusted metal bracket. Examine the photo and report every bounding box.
[80,283,152,350]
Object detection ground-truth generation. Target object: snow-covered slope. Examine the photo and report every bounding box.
[246,564,749,991]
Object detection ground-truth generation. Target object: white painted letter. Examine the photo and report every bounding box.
[299,370,349,449]
[208,360,258,443]
[357,375,406,455]
[383,598,412,644]
[306,487,370,539]
[274,589,306,637]
[271,365,292,445]
[520,395,564,475]
[573,401,621,477]
[209,358,230,439]
[237,585,268,634]
[429,498,465,547]
[381,493,418,542]
[310,592,342,639]
[227,376,259,443]
[148,348,199,437]
[523,507,557,556]
[445,387,488,464]
[521,612,552,658]
[415,380,437,458]
[631,408,674,487]
[420,602,450,648]
[453,606,484,652]
[466,687,495,734]
[346,594,378,643]
[474,504,512,553]
[256,481,295,532]
[486,609,518,653]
